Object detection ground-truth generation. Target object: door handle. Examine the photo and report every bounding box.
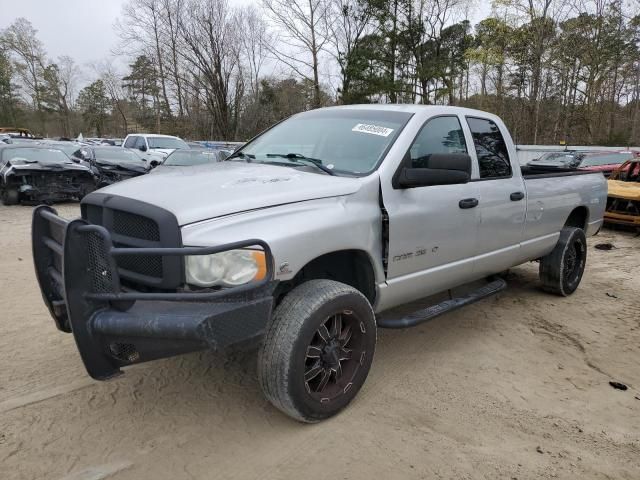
[510,191,525,201]
[459,198,479,209]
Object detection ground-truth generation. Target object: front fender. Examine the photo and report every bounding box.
[181,175,385,285]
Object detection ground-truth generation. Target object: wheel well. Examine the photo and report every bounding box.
[275,250,376,305]
[565,206,588,230]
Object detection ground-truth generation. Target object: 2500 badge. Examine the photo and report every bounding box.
[392,247,430,263]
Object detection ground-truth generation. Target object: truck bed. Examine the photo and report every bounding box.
[520,165,603,179]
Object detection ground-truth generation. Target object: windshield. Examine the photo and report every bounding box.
[94,148,143,163]
[581,153,633,167]
[164,149,221,166]
[235,109,413,175]
[43,143,79,156]
[3,147,72,164]
[147,137,189,150]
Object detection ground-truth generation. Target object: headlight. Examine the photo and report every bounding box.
[185,249,266,288]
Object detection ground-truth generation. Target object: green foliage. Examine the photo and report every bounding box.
[0,48,20,126]
[2,3,640,145]
[77,80,110,137]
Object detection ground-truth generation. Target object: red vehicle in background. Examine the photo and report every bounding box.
[527,150,639,177]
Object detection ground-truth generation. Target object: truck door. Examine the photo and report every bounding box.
[464,116,526,276]
[380,115,480,307]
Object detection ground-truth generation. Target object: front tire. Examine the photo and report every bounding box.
[539,227,587,296]
[258,280,377,422]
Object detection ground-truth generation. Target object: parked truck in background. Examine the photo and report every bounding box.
[32,105,607,422]
[122,133,189,165]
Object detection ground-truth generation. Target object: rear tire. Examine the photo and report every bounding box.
[1,188,19,205]
[539,227,587,296]
[258,280,376,422]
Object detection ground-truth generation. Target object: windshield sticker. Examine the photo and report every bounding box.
[352,123,394,137]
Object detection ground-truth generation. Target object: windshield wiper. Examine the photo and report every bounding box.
[226,151,255,162]
[265,153,335,176]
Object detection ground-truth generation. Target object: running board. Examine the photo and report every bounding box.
[376,278,507,329]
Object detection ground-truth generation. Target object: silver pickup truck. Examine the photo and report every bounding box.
[32,105,607,422]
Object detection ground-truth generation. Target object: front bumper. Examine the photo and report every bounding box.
[32,205,276,380]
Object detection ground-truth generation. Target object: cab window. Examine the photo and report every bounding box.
[466,117,511,179]
[124,136,138,148]
[134,137,147,150]
[409,116,467,169]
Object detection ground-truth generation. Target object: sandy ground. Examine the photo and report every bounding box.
[0,203,639,480]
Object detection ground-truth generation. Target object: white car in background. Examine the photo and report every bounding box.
[122,133,189,164]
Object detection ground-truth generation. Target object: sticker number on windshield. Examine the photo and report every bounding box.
[352,123,394,137]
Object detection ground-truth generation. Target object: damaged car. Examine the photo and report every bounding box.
[0,145,95,205]
[71,146,149,187]
[527,150,637,177]
[604,158,640,228]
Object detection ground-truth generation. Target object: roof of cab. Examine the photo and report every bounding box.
[321,104,496,116]
[126,133,182,138]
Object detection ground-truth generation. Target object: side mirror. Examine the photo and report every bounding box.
[395,153,471,188]
[139,144,147,152]
[398,168,469,188]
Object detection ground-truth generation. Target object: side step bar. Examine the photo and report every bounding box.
[377,278,507,329]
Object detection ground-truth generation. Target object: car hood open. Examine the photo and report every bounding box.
[93,161,363,225]
[6,160,92,174]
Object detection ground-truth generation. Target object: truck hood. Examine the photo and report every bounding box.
[150,148,175,156]
[94,161,363,225]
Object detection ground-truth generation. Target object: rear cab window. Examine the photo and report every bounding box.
[466,117,512,179]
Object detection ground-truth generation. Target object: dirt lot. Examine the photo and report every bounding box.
[1,203,639,480]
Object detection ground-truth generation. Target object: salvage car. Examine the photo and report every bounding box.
[32,105,606,422]
[527,150,636,177]
[1,145,95,205]
[604,159,640,228]
[71,146,148,187]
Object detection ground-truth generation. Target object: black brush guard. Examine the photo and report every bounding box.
[32,205,276,380]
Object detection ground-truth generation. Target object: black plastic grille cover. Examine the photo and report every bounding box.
[113,209,160,241]
[80,193,183,289]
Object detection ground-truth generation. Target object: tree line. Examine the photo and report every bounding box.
[1,0,639,146]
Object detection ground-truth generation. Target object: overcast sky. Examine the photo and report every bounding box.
[1,0,491,74]
[0,0,124,65]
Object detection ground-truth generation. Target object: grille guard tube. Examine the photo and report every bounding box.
[32,205,277,380]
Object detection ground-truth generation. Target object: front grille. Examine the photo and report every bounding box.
[86,231,114,293]
[80,193,183,290]
[109,342,140,362]
[113,210,160,241]
[116,249,164,278]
